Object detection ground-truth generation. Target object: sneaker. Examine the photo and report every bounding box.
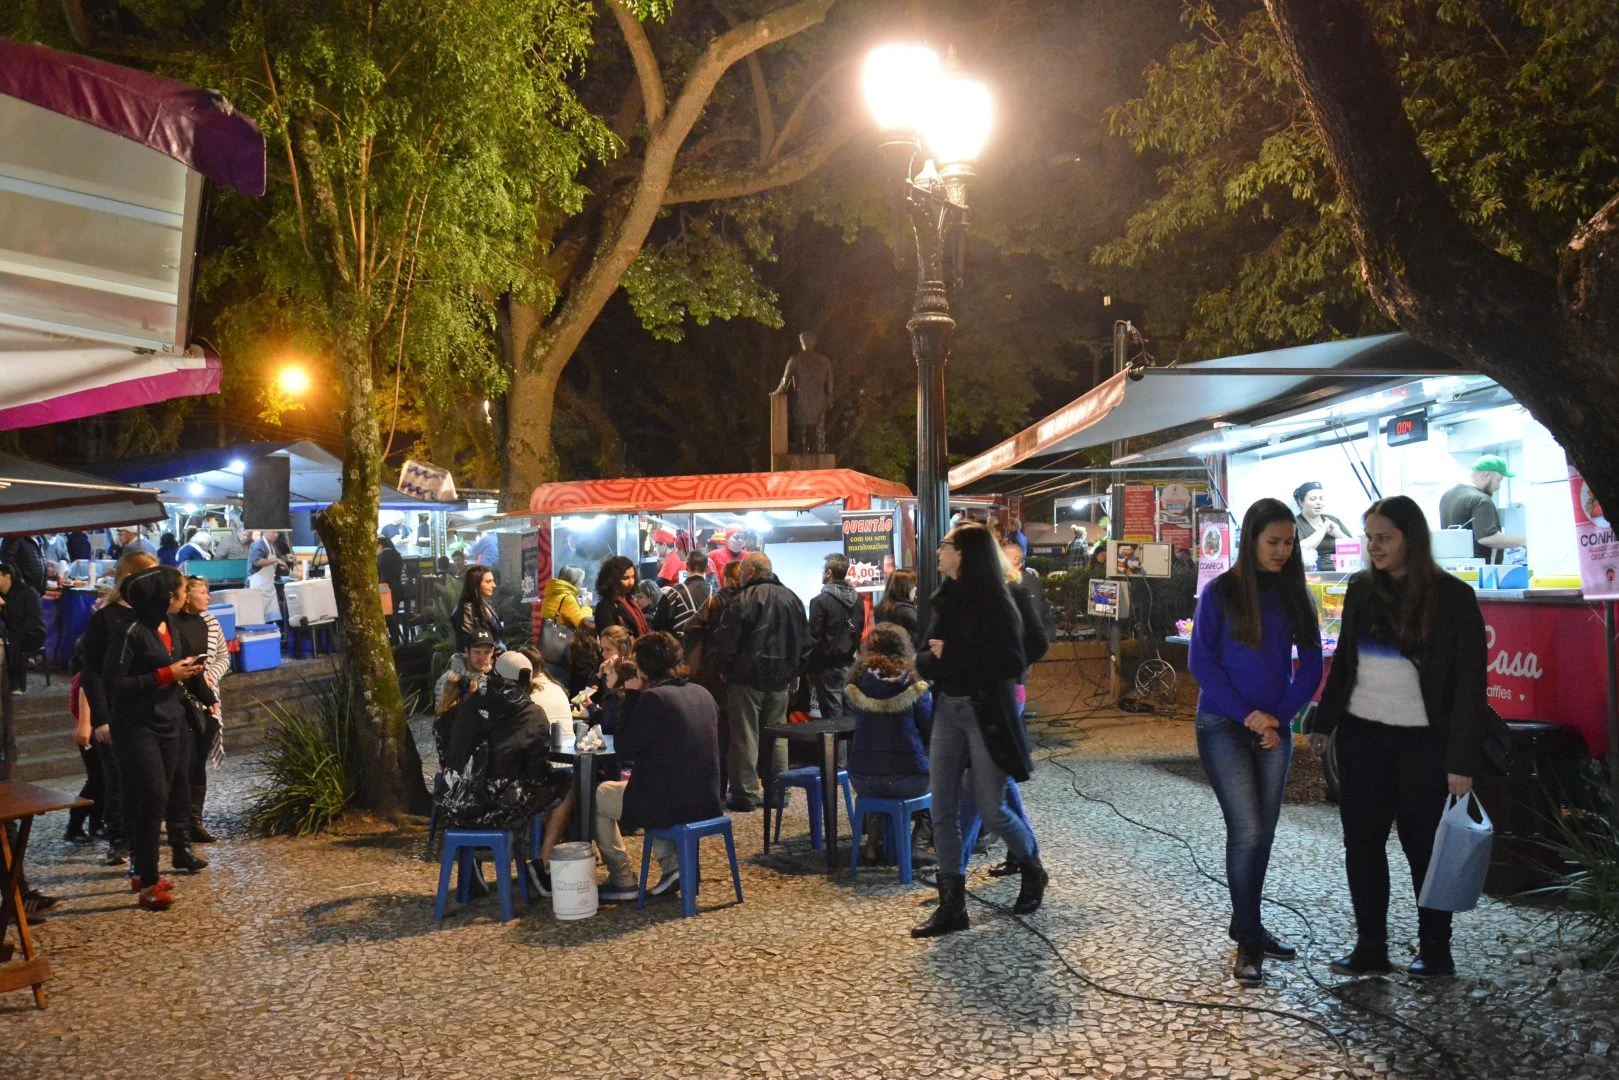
[22,890,60,919]
[137,884,173,911]
[190,822,219,844]
[725,794,760,813]
[1226,920,1297,961]
[526,860,552,897]
[105,840,130,866]
[648,869,681,898]
[64,828,92,845]
[599,880,641,902]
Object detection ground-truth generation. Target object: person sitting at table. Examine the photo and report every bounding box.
[845,623,934,866]
[0,560,47,694]
[440,650,571,896]
[175,529,213,566]
[156,532,181,568]
[565,619,602,699]
[594,631,723,902]
[433,629,498,762]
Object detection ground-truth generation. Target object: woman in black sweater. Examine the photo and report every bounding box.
[912,523,1044,938]
[1311,495,1487,980]
[103,565,215,910]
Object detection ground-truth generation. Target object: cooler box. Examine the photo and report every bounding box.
[236,625,282,672]
[284,577,339,626]
[207,603,237,641]
[212,587,269,627]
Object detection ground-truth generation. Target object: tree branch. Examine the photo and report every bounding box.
[711,0,775,162]
[663,110,861,205]
[611,1,666,131]
[769,53,854,161]
[1260,0,1561,368]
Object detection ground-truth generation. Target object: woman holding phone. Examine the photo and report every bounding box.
[1188,499,1322,986]
[1311,495,1487,980]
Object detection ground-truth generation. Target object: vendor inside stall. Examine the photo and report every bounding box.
[1439,456,1527,563]
[1292,481,1354,572]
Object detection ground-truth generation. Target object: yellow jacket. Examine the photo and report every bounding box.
[540,578,588,627]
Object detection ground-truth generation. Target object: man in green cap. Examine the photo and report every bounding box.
[1439,455,1525,562]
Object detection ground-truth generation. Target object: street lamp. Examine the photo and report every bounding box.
[276,363,311,396]
[862,44,992,624]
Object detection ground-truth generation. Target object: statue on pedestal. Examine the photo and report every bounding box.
[774,331,833,454]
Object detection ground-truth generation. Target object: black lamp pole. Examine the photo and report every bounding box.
[894,160,971,630]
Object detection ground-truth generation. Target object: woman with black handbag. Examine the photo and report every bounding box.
[1311,495,1488,980]
[912,523,1044,938]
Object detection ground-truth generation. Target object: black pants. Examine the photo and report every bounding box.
[114,724,190,888]
[98,737,124,842]
[171,714,219,828]
[1336,717,1453,947]
[70,745,106,832]
[808,666,850,719]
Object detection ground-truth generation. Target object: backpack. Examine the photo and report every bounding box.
[825,596,861,664]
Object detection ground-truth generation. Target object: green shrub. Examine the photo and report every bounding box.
[247,679,357,837]
[1539,767,1619,970]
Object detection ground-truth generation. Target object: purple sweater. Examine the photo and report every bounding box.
[1188,574,1323,725]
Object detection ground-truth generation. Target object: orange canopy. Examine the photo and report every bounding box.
[529,469,911,516]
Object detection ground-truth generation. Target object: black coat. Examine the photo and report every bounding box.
[104,615,207,738]
[1,537,46,594]
[713,574,808,691]
[874,599,919,642]
[0,579,46,655]
[445,691,553,782]
[1313,571,1488,777]
[915,578,1032,781]
[805,581,864,673]
[452,598,503,652]
[615,679,723,832]
[81,602,136,726]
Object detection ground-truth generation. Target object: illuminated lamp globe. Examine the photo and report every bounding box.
[923,75,993,166]
[277,365,311,396]
[862,44,940,136]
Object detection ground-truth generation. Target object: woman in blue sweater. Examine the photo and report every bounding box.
[1188,498,1323,986]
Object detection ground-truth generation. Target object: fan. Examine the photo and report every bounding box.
[1134,658,1177,705]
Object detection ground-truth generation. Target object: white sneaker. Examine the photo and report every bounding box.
[599,880,640,902]
[649,868,681,897]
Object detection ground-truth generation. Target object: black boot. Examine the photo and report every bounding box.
[909,811,936,868]
[1408,939,1455,981]
[190,785,217,844]
[1011,854,1048,915]
[912,872,970,938]
[171,846,210,873]
[1233,940,1264,987]
[1329,941,1393,976]
[65,805,91,844]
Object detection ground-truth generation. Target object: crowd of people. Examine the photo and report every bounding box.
[432,517,1056,933]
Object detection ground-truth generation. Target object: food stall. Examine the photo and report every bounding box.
[521,470,912,614]
[948,332,1615,761]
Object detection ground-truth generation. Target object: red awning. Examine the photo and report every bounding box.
[0,37,265,195]
[529,469,912,516]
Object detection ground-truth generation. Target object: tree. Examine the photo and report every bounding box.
[495,0,866,506]
[1254,0,1619,511]
[203,0,609,816]
[1096,1,1619,365]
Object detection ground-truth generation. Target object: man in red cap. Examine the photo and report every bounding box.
[707,527,747,581]
[653,530,686,586]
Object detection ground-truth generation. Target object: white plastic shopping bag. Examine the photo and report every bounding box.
[1417,791,1493,912]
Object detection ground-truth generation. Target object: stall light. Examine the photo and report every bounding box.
[188,481,205,496]
[1188,440,1227,455]
[560,514,609,531]
[226,459,247,474]
[744,512,774,535]
[181,503,197,514]
[1071,496,1093,510]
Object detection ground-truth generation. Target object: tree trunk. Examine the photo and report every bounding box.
[1263,0,1619,515]
[315,295,429,817]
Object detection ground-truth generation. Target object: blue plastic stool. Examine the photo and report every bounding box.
[637,816,744,918]
[771,766,856,850]
[427,771,445,850]
[849,793,932,884]
[433,827,529,922]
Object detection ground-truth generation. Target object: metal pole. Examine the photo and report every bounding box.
[911,277,954,631]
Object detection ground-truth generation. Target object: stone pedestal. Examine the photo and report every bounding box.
[768,391,834,471]
[772,452,837,472]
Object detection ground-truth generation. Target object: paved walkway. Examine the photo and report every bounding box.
[4,658,1616,1079]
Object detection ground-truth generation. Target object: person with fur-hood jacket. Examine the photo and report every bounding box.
[845,623,934,864]
[103,564,215,910]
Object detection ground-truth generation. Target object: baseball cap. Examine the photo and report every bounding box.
[652,529,676,545]
[1471,455,1515,478]
[494,650,532,681]
[468,628,497,650]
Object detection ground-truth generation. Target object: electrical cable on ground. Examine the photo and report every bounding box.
[964,662,1481,1079]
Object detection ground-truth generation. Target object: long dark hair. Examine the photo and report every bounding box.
[1217,498,1316,648]
[457,565,493,610]
[878,569,916,609]
[1363,495,1437,655]
[945,523,1012,605]
[595,556,636,603]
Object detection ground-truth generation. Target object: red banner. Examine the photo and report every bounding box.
[1478,598,1610,756]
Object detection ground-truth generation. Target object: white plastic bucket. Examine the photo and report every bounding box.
[549,842,598,920]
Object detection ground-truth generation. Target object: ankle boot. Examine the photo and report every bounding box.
[1233,940,1264,987]
[912,872,970,938]
[1329,941,1393,976]
[190,785,217,843]
[1011,854,1048,915]
[1408,939,1455,980]
[65,806,91,843]
[171,846,209,873]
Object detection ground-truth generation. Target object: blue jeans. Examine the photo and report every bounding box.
[1195,711,1292,943]
[930,693,1037,876]
[956,775,1037,874]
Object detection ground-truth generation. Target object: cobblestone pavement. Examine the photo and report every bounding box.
[5,656,1616,1079]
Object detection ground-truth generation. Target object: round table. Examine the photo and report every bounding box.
[761,718,857,871]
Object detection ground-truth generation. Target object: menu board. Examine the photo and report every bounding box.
[1121,485,1158,542]
[841,511,895,594]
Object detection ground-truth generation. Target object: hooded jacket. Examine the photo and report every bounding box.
[806,580,865,673]
[445,675,554,782]
[540,577,587,628]
[845,668,933,778]
[103,568,214,737]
